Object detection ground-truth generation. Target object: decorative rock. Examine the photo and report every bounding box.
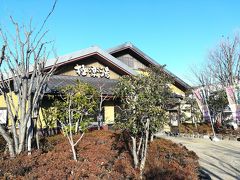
[203,135,209,139]
[229,136,236,141]
[216,134,223,140]
[195,133,200,138]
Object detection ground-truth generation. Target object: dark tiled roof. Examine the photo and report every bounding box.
[46,75,118,95]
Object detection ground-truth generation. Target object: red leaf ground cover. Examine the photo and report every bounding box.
[145,138,199,180]
[0,131,199,179]
[179,123,213,134]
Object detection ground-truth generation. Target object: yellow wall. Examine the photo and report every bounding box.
[170,84,185,96]
[104,105,115,124]
[0,94,7,107]
[0,93,19,125]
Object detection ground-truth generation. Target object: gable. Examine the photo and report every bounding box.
[114,53,147,70]
[108,43,191,92]
[55,56,121,79]
[110,48,151,69]
[47,46,140,81]
[45,46,137,79]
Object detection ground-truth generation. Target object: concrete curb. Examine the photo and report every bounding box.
[155,132,240,142]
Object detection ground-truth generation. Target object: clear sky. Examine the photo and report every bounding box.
[0,0,240,85]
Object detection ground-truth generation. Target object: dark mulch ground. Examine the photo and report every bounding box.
[0,130,199,179]
[180,123,240,136]
[0,136,6,153]
[179,123,213,134]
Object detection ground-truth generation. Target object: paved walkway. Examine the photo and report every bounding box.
[158,135,240,180]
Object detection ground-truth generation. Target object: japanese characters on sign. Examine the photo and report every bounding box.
[74,64,110,79]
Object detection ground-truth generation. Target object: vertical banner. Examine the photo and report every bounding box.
[225,86,240,123]
[193,88,211,122]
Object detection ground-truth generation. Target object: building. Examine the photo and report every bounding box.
[0,42,191,128]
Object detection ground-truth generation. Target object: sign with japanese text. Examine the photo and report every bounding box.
[74,64,110,79]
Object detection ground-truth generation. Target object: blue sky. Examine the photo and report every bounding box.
[0,0,240,85]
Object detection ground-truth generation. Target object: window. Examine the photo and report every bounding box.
[0,108,8,124]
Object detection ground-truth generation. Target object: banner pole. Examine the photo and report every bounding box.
[201,87,219,141]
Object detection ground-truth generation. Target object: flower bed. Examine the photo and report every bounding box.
[145,138,199,180]
[0,131,200,179]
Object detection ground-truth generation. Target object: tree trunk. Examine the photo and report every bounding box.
[0,125,16,158]
[71,143,77,161]
[27,118,34,155]
[75,115,83,134]
[150,133,154,142]
[18,80,28,154]
[131,136,139,168]
[18,125,26,154]
[140,118,150,178]
[8,142,16,158]
[36,130,40,149]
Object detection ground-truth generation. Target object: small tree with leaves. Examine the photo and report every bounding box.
[114,65,172,177]
[207,90,228,123]
[48,81,98,161]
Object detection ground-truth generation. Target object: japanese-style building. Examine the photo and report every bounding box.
[0,42,191,128]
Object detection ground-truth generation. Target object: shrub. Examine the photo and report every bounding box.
[0,131,200,179]
[144,138,199,180]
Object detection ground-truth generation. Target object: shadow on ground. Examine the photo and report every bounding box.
[199,167,212,180]
[160,136,240,180]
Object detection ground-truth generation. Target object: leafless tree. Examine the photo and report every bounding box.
[191,34,240,89]
[190,64,214,90]
[208,34,240,87]
[0,1,57,158]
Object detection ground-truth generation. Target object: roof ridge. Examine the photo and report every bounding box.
[44,46,137,76]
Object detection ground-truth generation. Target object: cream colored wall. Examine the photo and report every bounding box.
[168,84,195,124]
[104,105,115,124]
[0,93,55,128]
[0,93,19,125]
[181,104,191,118]
[0,95,6,107]
[38,108,46,129]
[170,84,185,96]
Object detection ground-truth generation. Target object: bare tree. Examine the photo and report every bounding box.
[190,34,240,89]
[208,35,240,87]
[190,63,214,90]
[189,36,240,127]
[0,1,57,158]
